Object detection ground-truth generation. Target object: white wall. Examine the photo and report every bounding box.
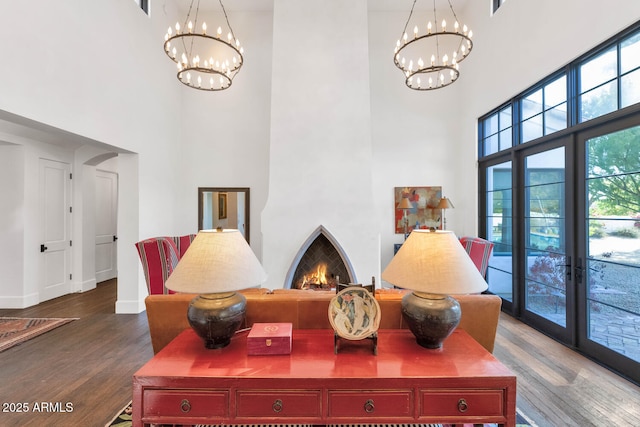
[175,8,274,263]
[368,7,472,273]
[0,0,183,311]
[0,144,25,304]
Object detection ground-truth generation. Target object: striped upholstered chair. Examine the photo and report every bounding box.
[135,235,195,295]
[459,236,494,279]
[171,234,197,258]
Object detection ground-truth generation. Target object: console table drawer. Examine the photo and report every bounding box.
[236,390,321,418]
[328,390,413,418]
[143,389,228,418]
[420,389,504,417]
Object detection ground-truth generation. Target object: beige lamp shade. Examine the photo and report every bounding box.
[397,197,413,209]
[165,229,267,294]
[437,197,455,209]
[382,230,487,294]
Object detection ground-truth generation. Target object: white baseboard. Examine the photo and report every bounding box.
[115,298,145,314]
[77,278,97,293]
[0,292,40,309]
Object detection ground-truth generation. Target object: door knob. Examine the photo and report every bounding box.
[40,244,48,253]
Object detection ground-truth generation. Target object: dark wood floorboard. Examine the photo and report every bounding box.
[1,281,639,426]
[0,279,153,427]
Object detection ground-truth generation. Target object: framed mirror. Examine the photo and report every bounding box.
[198,187,250,243]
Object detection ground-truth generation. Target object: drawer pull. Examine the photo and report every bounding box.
[364,399,375,413]
[457,398,468,413]
[180,399,191,413]
[272,399,283,413]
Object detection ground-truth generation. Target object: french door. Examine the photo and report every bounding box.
[520,139,575,343]
[576,122,640,381]
[483,121,640,383]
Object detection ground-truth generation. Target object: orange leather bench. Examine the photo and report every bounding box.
[145,289,502,355]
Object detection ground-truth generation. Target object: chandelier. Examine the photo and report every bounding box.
[393,0,473,90]
[163,0,243,91]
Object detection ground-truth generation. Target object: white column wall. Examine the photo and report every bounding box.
[261,0,380,289]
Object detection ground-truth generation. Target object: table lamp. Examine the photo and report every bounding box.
[165,229,267,349]
[437,197,454,230]
[397,196,413,238]
[381,230,487,349]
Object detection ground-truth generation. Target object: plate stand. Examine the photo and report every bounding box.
[334,331,378,355]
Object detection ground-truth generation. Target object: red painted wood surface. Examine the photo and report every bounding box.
[133,329,516,426]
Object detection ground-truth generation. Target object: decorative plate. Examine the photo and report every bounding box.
[328,286,381,340]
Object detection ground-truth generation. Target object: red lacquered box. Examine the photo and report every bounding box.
[247,323,293,355]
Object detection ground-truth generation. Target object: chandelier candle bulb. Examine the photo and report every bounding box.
[202,22,207,34]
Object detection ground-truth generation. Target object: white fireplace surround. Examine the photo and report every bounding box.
[260,0,380,289]
[284,225,357,289]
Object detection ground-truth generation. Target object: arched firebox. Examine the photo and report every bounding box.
[285,226,356,289]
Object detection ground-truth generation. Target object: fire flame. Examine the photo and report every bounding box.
[301,263,329,287]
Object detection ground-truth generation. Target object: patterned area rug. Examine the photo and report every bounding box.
[0,317,77,353]
[106,401,534,427]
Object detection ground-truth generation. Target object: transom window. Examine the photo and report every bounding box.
[480,106,512,156]
[521,75,568,143]
[580,32,640,122]
[480,24,640,157]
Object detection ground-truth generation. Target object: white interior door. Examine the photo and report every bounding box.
[95,170,118,282]
[40,158,72,302]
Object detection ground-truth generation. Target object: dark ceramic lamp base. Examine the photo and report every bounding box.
[187,292,246,349]
[401,291,461,349]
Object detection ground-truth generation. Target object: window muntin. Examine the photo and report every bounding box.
[481,106,512,156]
[621,33,640,108]
[486,161,514,301]
[521,75,567,144]
[580,47,617,93]
[621,32,640,74]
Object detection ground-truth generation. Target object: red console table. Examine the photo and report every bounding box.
[133,329,516,426]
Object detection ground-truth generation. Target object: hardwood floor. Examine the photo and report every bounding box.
[0,279,153,427]
[494,314,640,427]
[0,279,638,427]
